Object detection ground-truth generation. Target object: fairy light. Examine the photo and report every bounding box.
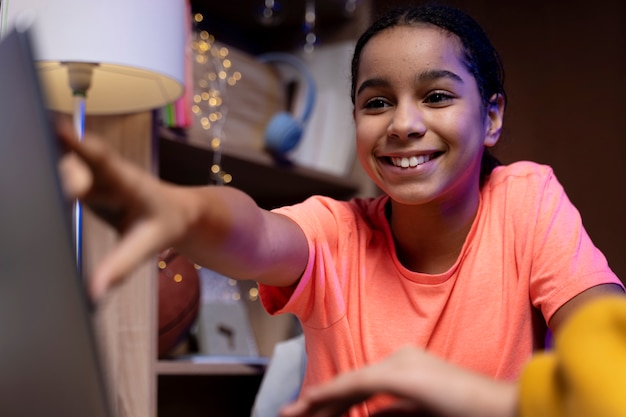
[303,0,317,54]
[158,250,194,285]
[248,287,259,301]
[344,0,357,16]
[259,0,283,26]
[191,14,242,185]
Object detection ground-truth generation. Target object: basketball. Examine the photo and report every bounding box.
[157,250,201,358]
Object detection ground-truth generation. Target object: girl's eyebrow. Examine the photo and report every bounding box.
[356,77,389,97]
[417,69,464,84]
[356,69,464,97]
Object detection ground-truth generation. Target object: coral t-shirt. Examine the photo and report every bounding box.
[260,161,621,414]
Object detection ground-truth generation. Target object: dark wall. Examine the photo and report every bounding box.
[372,0,626,281]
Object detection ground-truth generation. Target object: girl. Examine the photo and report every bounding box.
[59,4,623,416]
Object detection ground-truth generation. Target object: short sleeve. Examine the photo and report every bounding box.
[259,196,368,326]
[523,166,622,321]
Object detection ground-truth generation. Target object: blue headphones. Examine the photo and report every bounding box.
[258,53,316,155]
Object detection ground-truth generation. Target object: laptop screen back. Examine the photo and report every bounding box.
[0,28,111,417]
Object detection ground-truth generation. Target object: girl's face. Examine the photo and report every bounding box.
[353,25,503,208]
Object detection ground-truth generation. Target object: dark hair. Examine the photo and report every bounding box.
[350,4,506,182]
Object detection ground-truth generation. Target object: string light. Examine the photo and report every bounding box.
[259,0,283,26]
[158,250,192,284]
[303,0,317,54]
[248,287,259,302]
[344,0,357,16]
[191,13,241,185]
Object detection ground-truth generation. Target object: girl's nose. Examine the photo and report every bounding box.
[387,99,426,140]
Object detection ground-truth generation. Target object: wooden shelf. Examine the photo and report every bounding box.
[156,357,267,376]
[158,131,360,210]
[156,361,264,376]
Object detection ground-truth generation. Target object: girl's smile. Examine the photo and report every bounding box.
[389,152,441,169]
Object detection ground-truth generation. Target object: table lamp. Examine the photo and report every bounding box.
[1,0,187,271]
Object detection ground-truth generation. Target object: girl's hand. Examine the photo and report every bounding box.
[56,118,193,301]
[279,346,517,417]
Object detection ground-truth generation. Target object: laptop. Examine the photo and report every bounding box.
[0,28,112,417]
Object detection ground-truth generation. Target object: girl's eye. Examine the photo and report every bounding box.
[424,92,454,105]
[364,98,389,109]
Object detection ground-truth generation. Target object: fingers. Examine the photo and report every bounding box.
[280,349,437,417]
[55,116,117,201]
[54,117,174,302]
[58,152,93,199]
[280,372,372,417]
[56,127,160,300]
[54,115,117,173]
[54,114,83,153]
[87,179,187,300]
[89,218,166,301]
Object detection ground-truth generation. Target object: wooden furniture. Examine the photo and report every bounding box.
[83,112,157,417]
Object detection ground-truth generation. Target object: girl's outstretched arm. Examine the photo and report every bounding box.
[57,119,308,301]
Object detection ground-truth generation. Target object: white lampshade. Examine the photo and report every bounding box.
[3,0,186,114]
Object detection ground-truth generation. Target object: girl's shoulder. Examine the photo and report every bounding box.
[490,160,555,182]
[483,160,568,209]
[276,194,387,214]
[274,194,389,228]
[486,160,558,193]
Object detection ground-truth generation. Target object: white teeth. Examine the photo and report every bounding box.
[391,154,433,168]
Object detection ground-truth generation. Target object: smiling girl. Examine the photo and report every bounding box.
[58,4,623,417]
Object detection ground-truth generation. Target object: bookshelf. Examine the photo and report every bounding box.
[158,129,359,209]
